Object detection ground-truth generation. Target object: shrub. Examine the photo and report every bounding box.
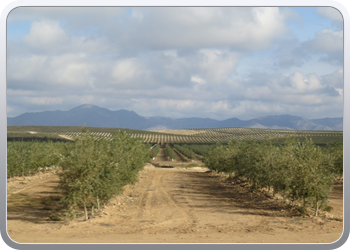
[58,129,149,219]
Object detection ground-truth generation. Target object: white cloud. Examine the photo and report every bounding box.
[7,54,48,82]
[302,29,343,64]
[244,86,272,100]
[162,50,177,57]
[321,69,343,99]
[122,7,290,51]
[7,53,97,89]
[191,76,206,85]
[6,7,343,120]
[14,19,117,56]
[50,54,96,85]
[273,28,343,69]
[31,97,63,105]
[238,70,342,111]
[289,72,322,92]
[195,49,241,83]
[317,7,343,22]
[8,7,124,24]
[307,29,343,52]
[23,20,68,49]
[111,59,140,84]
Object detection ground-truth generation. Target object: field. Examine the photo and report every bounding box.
[7,125,343,145]
[6,125,343,244]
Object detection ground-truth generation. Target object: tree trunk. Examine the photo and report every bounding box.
[83,201,88,220]
[315,198,319,216]
[97,196,100,211]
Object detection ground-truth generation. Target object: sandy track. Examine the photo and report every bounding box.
[154,148,169,162]
[150,129,204,135]
[7,165,343,244]
[58,135,74,141]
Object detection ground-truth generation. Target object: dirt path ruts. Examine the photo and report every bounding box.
[155,148,169,162]
[172,147,189,162]
[7,165,343,243]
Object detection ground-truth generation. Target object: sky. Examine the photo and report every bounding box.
[6,6,344,120]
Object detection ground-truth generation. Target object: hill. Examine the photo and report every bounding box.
[7,104,343,131]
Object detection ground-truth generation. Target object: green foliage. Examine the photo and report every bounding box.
[203,137,337,215]
[165,144,177,160]
[173,144,196,160]
[150,144,160,158]
[182,144,216,156]
[7,129,149,219]
[7,140,63,177]
[58,130,149,218]
[203,142,236,175]
[7,132,70,142]
[280,138,335,215]
[325,141,343,176]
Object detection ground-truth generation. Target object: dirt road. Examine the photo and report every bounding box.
[7,164,343,243]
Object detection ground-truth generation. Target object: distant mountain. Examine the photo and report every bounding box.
[309,117,343,131]
[7,104,147,129]
[7,104,343,131]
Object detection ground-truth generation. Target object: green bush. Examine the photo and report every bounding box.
[183,144,216,156]
[165,144,177,160]
[58,130,149,219]
[325,141,343,176]
[203,137,336,216]
[150,144,160,158]
[7,140,63,177]
[173,144,196,160]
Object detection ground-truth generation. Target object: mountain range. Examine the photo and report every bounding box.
[7,104,343,131]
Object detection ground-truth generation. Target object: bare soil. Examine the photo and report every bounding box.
[150,129,205,135]
[58,134,74,141]
[7,164,343,244]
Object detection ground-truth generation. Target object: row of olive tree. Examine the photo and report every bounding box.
[203,138,342,216]
[7,140,64,177]
[181,144,216,157]
[165,144,177,161]
[324,141,343,176]
[173,144,196,160]
[150,144,160,159]
[57,129,149,220]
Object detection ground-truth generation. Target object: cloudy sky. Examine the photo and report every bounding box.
[6,6,343,120]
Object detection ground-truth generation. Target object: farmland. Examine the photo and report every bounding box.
[7,125,343,145]
[6,125,343,243]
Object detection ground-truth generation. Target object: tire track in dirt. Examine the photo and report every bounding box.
[155,148,168,162]
[120,167,197,234]
[7,165,344,243]
[153,171,197,232]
